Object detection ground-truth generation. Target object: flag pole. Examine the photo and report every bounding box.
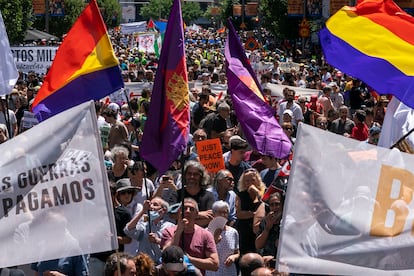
[122,89,152,231]
[1,96,11,137]
[179,147,190,249]
[390,128,414,149]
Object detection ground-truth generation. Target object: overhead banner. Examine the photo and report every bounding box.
[0,101,117,267]
[10,46,58,74]
[278,123,414,275]
[120,21,147,34]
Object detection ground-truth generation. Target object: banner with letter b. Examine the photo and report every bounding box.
[278,123,414,275]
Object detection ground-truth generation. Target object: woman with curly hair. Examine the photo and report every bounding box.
[134,252,156,276]
[236,168,266,254]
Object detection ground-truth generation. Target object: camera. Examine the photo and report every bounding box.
[162,176,170,181]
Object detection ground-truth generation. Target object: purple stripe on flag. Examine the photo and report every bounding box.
[32,66,123,121]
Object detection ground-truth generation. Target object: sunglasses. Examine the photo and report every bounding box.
[119,190,134,195]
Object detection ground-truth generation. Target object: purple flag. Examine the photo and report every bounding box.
[140,0,190,174]
[224,20,291,159]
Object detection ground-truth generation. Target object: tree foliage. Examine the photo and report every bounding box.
[259,0,298,40]
[32,0,120,39]
[140,0,202,24]
[0,0,33,44]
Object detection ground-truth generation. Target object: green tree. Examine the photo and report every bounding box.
[33,0,120,39]
[0,0,33,44]
[259,0,298,40]
[182,1,203,24]
[140,0,172,21]
[97,0,121,28]
[140,0,202,24]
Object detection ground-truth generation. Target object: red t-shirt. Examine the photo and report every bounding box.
[351,122,369,141]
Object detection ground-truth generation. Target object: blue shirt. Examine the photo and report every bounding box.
[208,187,237,223]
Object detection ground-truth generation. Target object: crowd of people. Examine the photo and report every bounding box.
[0,24,395,276]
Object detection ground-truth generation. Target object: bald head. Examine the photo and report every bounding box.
[251,267,273,276]
[239,253,264,276]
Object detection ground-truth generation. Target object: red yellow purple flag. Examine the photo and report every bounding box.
[319,0,414,108]
[225,20,291,159]
[31,0,123,121]
[140,0,190,174]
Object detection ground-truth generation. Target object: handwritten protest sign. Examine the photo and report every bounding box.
[196,138,225,173]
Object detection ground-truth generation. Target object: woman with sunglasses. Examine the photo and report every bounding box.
[235,168,266,254]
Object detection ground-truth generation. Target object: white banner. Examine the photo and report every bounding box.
[10,46,58,74]
[0,11,18,96]
[0,101,117,267]
[278,123,414,275]
[138,33,155,53]
[120,21,146,34]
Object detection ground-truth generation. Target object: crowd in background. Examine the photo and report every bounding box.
[0,25,393,276]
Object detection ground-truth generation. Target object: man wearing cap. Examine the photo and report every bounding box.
[161,198,219,275]
[0,96,18,137]
[156,245,202,275]
[329,82,344,110]
[278,89,303,127]
[225,136,251,191]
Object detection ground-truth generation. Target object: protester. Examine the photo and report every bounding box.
[124,197,174,262]
[208,169,237,226]
[104,252,136,276]
[161,198,219,275]
[205,201,239,276]
[236,168,266,254]
[173,161,215,227]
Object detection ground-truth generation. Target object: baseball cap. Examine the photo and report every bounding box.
[162,246,186,272]
[369,126,381,136]
[229,135,248,150]
[107,102,120,112]
[283,109,293,117]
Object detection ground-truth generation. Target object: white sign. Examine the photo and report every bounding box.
[278,123,414,275]
[138,33,155,53]
[0,102,117,267]
[10,46,58,74]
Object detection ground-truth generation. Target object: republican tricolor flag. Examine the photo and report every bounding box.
[319,0,414,109]
[32,0,123,121]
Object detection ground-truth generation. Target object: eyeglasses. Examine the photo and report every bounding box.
[283,127,293,131]
[194,134,207,140]
[318,122,327,126]
[184,206,196,212]
[225,176,234,182]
